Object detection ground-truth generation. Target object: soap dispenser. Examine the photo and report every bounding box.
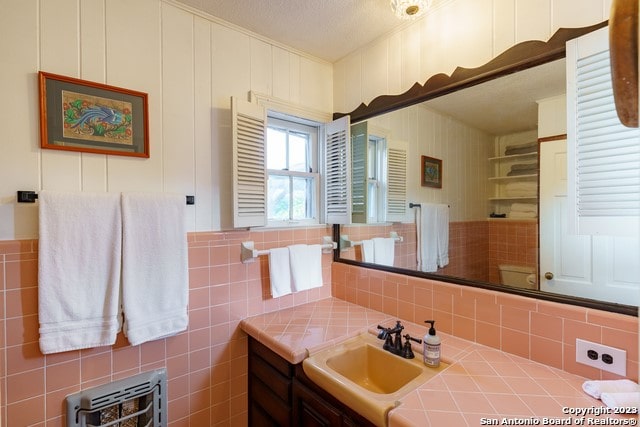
[423,320,441,368]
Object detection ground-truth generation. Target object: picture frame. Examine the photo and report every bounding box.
[421,155,442,188]
[39,71,149,158]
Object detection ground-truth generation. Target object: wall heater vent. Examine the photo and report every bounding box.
[66,369,167,427]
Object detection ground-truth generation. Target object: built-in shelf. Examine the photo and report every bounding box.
[489,135,539,218]
[489,196,538,201]
[488,152,538,162]
[488,174,537,182]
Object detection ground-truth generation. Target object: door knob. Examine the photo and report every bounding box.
[544,272,554,280]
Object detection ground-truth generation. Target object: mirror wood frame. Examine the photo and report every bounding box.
[331,20,639,317]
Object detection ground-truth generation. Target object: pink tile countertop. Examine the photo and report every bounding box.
[240,298,639,426]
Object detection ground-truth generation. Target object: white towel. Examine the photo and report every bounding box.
[510,203,537,212]
[38,190,122,354]
[372,237,395,266]
[508,211,537,219]
[417,203,449,272]
[269,247,292,297]
[121,192,189,346]
[601,392,640,409]
[361,239,374,263]
[582,379,640,399]
[435,204,449,268]
[289,244,323,292]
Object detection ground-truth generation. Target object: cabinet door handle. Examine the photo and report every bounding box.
[544,272,554,280]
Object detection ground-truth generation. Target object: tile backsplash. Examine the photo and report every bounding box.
[331,262,638,382]
[0,226,637,426]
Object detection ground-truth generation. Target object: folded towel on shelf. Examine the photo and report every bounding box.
[600,392,640,409]
[582,379,640,399]
[361,239,374,263]
[372,237,395,267]
[121,192,189,346]
[289,244,323,291]
[510,162,538,171]
[269,247,292,297]
[508,211,537,219]
[505,182,537,197]
[38,190,122,354]
[510,203,537,212]
[504,141,537,156]
[508,162,538,175]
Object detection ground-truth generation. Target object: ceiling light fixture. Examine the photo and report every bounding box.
[390,0,430,19]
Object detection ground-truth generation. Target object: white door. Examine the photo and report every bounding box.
[539,139,640,304]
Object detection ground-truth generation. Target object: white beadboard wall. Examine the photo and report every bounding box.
[0,0,332,240]
[369,105,492,223]
[333,0,611,115]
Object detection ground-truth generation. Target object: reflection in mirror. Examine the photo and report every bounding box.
[337,57,639,308]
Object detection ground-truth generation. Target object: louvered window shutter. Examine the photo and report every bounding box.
[350,122,367,223]
[386,141,407,222]
[231,97,267,228]
[567,27,640,236]
[324,116,351,224]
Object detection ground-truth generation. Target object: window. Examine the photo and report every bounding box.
[232,96,351,228]
[266,116,319,226]
[366,135,387,223]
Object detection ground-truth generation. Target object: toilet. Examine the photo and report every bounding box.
[498,264,537,289]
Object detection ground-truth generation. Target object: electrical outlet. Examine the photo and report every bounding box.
[576,339,626,376]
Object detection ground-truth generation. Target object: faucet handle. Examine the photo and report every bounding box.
[376,325,390,340]
[400,334,422,359]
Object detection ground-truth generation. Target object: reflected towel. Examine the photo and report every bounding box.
[121,192,189,346]
[361,239,374,263]
[372,237,395,266]
[417,203,449,272]
[289,244,323,292]
[582,379,640,399]
[38,190,122,354]
[269,247,292,297]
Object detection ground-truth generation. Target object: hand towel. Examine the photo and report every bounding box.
[582,379,640,399]
[289,244,323,292]
[435,204,449,268]
[417,203,438,272]
[417,203,449,272]
[600,392,640,409]
[38,190,122,354]
[373,237,395,266]
[269,247,292,297]
[361,239,374,263]
[121,192,189,346]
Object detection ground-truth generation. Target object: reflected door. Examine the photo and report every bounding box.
[539,139,640,304]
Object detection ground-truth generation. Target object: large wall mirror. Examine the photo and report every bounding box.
[332,20,639,316]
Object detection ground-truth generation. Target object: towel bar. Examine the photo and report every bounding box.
[340,232,403,250]
[241,236,337,263]
[409,202,450,208]
[17,190,196,205]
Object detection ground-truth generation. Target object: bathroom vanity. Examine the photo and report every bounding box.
[248,336,375,426]
[240,298,635,427]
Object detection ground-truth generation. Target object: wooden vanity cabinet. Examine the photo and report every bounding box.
[248,337,375,427]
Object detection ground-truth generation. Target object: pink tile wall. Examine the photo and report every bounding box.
[340,221,489,282]
[0,227,332,427]
[488,219,538,284]
[332,262,638,382]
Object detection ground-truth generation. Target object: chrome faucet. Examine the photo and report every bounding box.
[377,321,422,359]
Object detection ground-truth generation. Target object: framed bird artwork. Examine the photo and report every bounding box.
[421,155,442,188]
[38,71,149,158]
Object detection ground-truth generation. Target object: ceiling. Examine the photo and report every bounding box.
[173,0,422,62]
[174,0,566,135]
[423,59,567,135]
